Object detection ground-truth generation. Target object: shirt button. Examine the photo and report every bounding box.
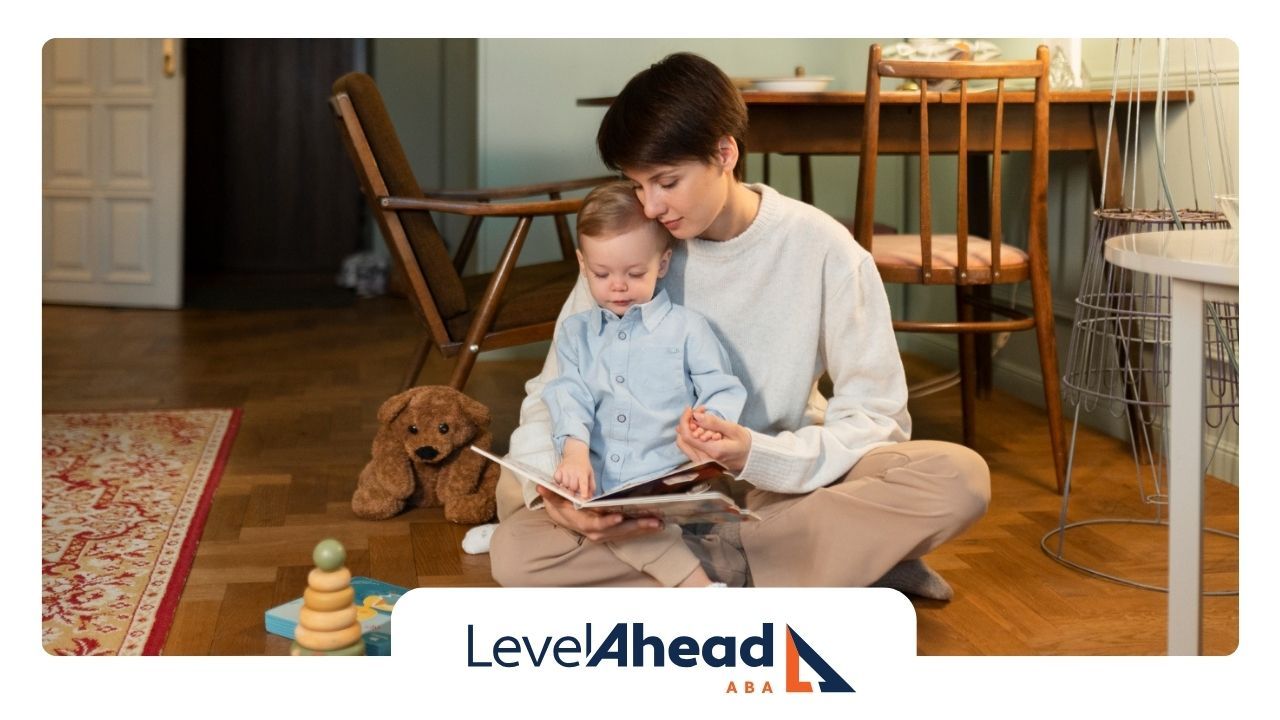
[617,414,627,423]
[615,375,625,384]
[618,331,627,340]
[610,454,620,462]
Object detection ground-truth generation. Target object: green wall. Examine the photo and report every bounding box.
[472,38,906,268]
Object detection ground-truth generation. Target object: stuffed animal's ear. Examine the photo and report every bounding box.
[377,388,421,425]
[453,391,491,427]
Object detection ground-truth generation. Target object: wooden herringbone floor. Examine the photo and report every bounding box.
[42,296,1238,655]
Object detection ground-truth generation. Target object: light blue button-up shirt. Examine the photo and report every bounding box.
[543,288,747,495]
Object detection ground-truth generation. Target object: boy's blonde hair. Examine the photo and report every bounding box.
[577,180,672,249]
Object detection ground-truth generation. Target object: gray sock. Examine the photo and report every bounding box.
[871,558,954,601]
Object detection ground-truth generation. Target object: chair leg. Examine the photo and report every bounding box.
[401,335,433,392]
[452,216,484,275]
[555,214,575,260]
[1029,276,1068,494]
[448,344,480,391]
[450,216,535,393]
[956,286,978,448]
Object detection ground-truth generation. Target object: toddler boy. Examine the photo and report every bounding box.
[544,181,747,500]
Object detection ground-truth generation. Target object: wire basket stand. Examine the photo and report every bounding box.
[1040,39,1239,594]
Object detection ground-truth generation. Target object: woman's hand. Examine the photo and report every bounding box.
[536,485,665,543]
[676,406,752,474]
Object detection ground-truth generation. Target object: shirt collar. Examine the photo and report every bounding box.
[588,288,674,334]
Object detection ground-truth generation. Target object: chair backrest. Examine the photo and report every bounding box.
[330,72,469,331]
[854,44,1050,284]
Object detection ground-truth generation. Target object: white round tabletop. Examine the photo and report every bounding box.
[1104,228,1238,287]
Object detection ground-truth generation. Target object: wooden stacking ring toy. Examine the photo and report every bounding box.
[295,622,362,652]
[303,586,355,612]
[308,566,352,593]
[299,606,358,632]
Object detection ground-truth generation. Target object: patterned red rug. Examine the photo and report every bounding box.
[42,409,241,655]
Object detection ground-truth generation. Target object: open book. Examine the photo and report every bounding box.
[470,446,759,524]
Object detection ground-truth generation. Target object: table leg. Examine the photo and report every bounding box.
[1167,277,1205,655]
[1091,105,1153,462]
[1090,104,1125,210]
[967,153,993,397]
[799,154,813,204]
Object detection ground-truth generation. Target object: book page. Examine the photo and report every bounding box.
[593,460,727,500]
[469,445,725,505]
[584,493,760,524]
[467,446,580,504]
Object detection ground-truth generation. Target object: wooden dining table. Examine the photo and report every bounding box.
[580,88,1191,394]
[582,89,1189,212]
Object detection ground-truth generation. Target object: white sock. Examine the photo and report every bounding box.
[461,523,497,555]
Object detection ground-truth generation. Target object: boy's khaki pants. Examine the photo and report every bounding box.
[490,440,990,587]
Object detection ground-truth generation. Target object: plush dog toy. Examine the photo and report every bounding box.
[352,386,499,524]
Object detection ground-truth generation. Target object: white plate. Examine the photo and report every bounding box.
[749,76,833,92]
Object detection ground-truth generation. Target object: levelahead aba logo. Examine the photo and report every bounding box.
[393,588,916,705]
[466,620,854,694]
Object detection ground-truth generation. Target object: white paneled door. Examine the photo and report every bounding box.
[43,39,184,308]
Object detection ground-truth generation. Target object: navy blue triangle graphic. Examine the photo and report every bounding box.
[787,625,855,693]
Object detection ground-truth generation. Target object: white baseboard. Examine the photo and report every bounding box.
[476,340,552,362]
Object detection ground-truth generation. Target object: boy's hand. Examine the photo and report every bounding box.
[676,406,752,474]
[688,412,724,442]
[553,439,595,500]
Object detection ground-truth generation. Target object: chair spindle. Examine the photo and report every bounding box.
[957,78,969,282]
[918,82,933,282]
[991,79,1005,279]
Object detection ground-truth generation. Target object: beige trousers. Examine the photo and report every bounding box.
[489,440,990,587]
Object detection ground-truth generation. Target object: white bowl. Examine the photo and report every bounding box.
[1214,193,1238,230]
[750,76,833,92]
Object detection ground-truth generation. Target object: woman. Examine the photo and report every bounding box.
[489,52,989,592]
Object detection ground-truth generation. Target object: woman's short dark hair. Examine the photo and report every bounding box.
[597,52,748,180]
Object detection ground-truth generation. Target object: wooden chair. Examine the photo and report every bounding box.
[330,72,612,391]
[853,45,1067,492]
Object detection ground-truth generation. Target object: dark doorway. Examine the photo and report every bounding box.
[183,39,368,309]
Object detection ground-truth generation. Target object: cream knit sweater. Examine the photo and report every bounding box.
[505,183,911,507]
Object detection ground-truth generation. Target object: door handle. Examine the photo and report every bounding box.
[163,39,177,78]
